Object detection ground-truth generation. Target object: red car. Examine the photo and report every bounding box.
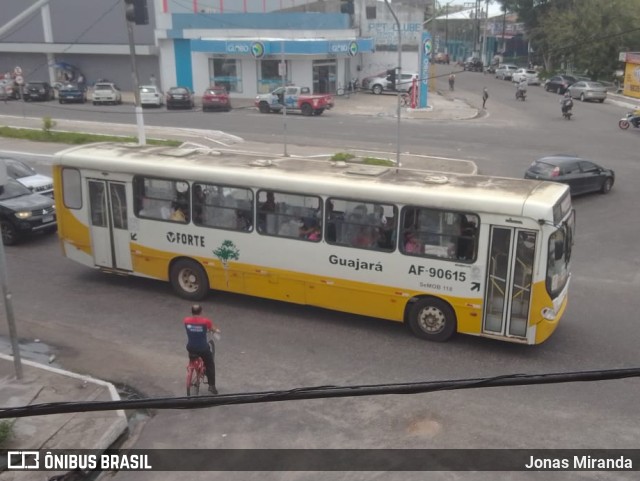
[202,86,231,112]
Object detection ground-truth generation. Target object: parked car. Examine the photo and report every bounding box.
[92,82,122,105]
[511,68,540,85]
[0,178,57,245]
[566,81,607,103]
[524,155,614,196]
[1,157,54,197]
[0,79,20,100]
[463,57,483,72]
[202,86,231,112]
[544,75,577,94]
[139,85,163,108]
[166,87,195,109]
[363,70,419,95]
[58,83,87,104]
[22,81,55,101]
[495,64,519,80]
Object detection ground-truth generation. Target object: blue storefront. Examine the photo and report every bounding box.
[161,13,374,98]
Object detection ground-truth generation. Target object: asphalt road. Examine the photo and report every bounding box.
[1,72,640,480]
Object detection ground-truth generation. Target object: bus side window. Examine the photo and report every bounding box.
[326,198,396,252]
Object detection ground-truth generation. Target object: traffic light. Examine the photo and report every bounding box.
[124,0,149,25]
[340,0,354,14]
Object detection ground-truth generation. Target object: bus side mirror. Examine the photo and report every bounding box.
[554,239,565,260]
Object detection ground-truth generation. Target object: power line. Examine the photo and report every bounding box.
[2,367,640,419]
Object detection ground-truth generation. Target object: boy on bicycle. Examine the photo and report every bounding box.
[184,304,220,394]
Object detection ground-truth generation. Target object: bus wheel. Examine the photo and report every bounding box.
[408,298,456,342]
[170,259,210,300]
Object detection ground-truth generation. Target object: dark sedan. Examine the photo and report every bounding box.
[166,87,194,110]
[524,155,614,196]
[58,84,87,104]
[0,178,57,245]
[544,75,577,94]
[23,81,55,101]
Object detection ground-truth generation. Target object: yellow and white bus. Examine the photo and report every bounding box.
[52,143,575,344]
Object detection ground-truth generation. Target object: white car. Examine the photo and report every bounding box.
[365,71,419,95]
[1,157,54,197]
[139,85,163,107]
[92,82,122,105]
[495,64,519,80]
[512,68,540,85]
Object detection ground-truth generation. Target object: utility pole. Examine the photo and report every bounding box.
[384,0,402,169]
[0,162,22,380]
[123,0,148,146]
[280,40,288,157]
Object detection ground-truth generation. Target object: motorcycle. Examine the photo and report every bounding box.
[561,98,573,120]
[516,89,527,101]
[618,112,640,130]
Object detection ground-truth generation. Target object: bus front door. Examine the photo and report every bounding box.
[88,180,132,272]
[483,226,536,340]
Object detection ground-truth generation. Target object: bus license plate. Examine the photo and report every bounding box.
[43,214,54,223]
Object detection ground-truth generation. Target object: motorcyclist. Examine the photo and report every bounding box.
[560,91,573,116]
[629,107,640,127]
[516,78,528,99]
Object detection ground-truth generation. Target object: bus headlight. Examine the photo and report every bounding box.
[541,307,556,321]
[15,211,32,219]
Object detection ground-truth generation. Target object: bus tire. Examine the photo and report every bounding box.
[170,258,210,301]
[407,297,456,342]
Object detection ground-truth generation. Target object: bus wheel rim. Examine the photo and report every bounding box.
[418,306,445,334]
[179,269,199,293]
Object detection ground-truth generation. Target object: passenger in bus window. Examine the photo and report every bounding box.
[353,225,375,248]
[236,210,252,231]
[170,201,187,222]
[192,185,205,224]
[261,191,276,212]
[404,231,422,254]
[456,217,476,260]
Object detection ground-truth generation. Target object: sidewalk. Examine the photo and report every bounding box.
[0,352,128,480]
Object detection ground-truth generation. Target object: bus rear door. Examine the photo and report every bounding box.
[484,226,537,340]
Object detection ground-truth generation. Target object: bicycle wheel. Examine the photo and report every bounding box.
[336,87,345,96]
[186,365,200,396]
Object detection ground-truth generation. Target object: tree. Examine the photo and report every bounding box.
[498,0,640,76]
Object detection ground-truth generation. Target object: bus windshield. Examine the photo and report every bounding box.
[546,211,574,298]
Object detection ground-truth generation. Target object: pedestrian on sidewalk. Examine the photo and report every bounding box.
[482,87,489,109]
[184,304,220,394]
[448,73,455,91]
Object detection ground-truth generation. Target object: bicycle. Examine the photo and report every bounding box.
[399,93,410,107]
[186,336,216,396]
[186,353,206,396]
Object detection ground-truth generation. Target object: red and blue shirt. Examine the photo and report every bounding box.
[183,316,213,352]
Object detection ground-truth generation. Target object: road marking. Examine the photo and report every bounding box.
[0,149,53,159]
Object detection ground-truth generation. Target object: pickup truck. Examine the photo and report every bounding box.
[255,86,334,116]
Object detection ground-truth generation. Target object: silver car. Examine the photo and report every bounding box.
[567,81,607,103]
[495,64,518,80]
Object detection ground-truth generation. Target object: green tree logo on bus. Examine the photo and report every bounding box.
[213,240,240,287]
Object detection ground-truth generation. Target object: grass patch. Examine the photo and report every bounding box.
[330,152,356,161]
[361,157,395,166]
[0,420,13,446]
[331,152,394,166]
[0,126,181,146]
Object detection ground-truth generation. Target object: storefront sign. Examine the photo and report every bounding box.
[224,41,267,57]
[328,41,358,56]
